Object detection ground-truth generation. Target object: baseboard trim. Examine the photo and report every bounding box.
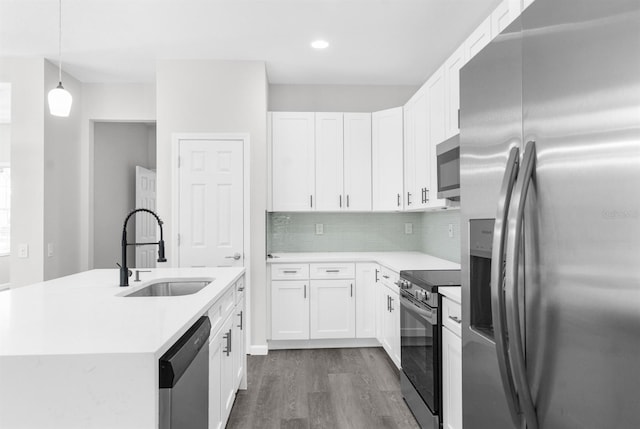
[249,344,269,355]
[268,338,381,350]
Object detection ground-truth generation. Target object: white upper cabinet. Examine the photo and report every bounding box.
[372,107,404,211]
[315,113,344,211]
[271,112,315,211]
[426,66,448,209]
[343,113,372,211]
[491,0,522,36]
[404,84,430,210]
[444,44,467,139]
[465,16,492,61]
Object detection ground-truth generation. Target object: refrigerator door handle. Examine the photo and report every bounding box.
[505,140,539,429]
[490,145,522,426]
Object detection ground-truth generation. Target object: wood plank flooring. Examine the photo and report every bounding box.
[226,347,420,429]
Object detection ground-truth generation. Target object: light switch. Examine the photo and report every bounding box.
[315,223,324,235]
[18,243,29,258]
[405,223,413,234]
[47,243,54,258]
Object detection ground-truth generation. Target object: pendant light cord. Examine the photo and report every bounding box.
[58,0,62,83]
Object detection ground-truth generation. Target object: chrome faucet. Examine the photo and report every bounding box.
[119,208,167,287]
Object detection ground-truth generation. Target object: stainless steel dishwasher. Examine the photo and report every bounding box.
[159,316,211,429]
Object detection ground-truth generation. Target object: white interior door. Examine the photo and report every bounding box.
[178,139,243,267]
[135,166,157,268]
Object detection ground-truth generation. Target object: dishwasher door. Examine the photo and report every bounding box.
[159,316,211,429]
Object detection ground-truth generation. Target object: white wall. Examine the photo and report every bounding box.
[0,58,45,287]
[268,84,418,112]
[93,122,156,269]
[156,60,268,351]
[43,61,84,281]
[80,83,156,270]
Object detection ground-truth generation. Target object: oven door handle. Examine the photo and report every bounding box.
[505,141,538,429]
[400,293,437,325]
[491,145,522,426]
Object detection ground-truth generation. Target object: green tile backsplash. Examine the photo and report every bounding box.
[267,210,462,264]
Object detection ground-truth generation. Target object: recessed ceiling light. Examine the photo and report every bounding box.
[311,40,329,50]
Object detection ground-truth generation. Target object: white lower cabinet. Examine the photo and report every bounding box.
[442,298,462,429]
[377,271,401,368]
[232,298,246,390]
[355,263,377,338]
[271,280,309,340]
[310,279,355,339]
[220,315,235,423]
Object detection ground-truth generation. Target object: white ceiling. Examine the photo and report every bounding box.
[0,0,500,85]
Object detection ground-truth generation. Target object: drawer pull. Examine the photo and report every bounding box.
[283,270,298,274]
[383,275,390,279]
[448,315,462,324]
[325,269,340,273]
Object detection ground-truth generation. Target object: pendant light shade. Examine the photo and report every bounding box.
[48,0,72,117]
[48,82,72,117]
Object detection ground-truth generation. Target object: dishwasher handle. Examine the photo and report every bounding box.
[159,316,211,388]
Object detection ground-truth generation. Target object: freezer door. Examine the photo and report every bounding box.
[521,0,640,428]
[459,16,524,429]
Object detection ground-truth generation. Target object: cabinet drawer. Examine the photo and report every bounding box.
[208,287,235,335]
[442,297,462,337]
[379,266,399,287]
[309,263,355,279]
[271,264,309,280]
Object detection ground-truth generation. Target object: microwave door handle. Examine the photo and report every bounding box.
[505,141,539,429]
[491,145,522,426]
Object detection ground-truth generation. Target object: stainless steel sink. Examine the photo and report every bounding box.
[123,279,213,297]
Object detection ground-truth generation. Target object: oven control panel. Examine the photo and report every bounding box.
[398,278,439,307]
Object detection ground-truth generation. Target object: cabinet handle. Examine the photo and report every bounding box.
[448,315,462,324]
[325,269,340,273]
[397,193,401,207]
[375,269,379,282]
[304,284,307,299]
[310,195,313,208]
[339,195,342,208]
[350,283,353,297]
[387,295,390,312]
[347,195,350,208]
[283,270,298,274]
[383,275,390,279]
[422,188,426,204]
[238,311,243,330]
[407,192,412,206]
[389,297,394,312]
[223,330,231,356]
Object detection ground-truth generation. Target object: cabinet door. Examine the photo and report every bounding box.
[388,288,401,367]
[442,327,463,429]
[379,290,393,356]
[232,299,246,391]
[426,67,449,209]
[375,266,384,341]
[344,113,372,211]
[372,107,404,211]
[491,0,521,36]
[208,332,223,429]
[403,100,416,210]
[271,280,309,340]
[310,279,355,339]
[444,44,467,139]
[355,263,377,338]
[465,16,492,61]
[271,112,315,211]
[412,85,430,210]
[315,112,344,211]
[220,315,236,425]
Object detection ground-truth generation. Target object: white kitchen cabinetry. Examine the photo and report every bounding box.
[271,112,315,211]
[491,0,521,36]
[310,279,356,339]
[403,84,430,210]
[271,280,309,340]
[465,16,492,61]
[355,263,377,338]
[444,44,467,139]
[343,113,373,211]
[378,267,401,368]
[220,315,235,423]
[372,107,404,211]
[426,66,449,209]
[315,112,344,211]
[232,299,246,390]
[442,297,462,429]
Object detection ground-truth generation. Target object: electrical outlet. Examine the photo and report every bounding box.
[18,243,29,258]
[405,223,413,234]
[47,243,54,258]
[315,223,324,235]
[448,224,454,238]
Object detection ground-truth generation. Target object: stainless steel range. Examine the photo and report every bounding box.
[398,270,460,429]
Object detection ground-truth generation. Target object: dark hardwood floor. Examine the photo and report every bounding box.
[226,347,420,429]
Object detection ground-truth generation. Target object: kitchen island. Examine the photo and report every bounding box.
[0,267,245,429]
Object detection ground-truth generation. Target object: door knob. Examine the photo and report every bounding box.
[225,252,242,260]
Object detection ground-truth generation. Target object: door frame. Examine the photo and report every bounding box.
[171,132,251,351]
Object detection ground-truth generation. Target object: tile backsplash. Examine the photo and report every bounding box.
[267,210,462,264]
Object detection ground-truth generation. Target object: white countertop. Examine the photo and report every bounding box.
[0,267,244,358]
[267,251,460,273]
[439,286,461,303]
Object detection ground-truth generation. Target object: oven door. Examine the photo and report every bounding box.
[400,290,440,415]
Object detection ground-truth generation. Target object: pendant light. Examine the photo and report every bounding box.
[48,0,72,117]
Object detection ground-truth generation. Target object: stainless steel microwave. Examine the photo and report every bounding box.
[436,134,460,201]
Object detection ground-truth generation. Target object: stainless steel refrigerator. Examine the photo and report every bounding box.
[459,0,640,428]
